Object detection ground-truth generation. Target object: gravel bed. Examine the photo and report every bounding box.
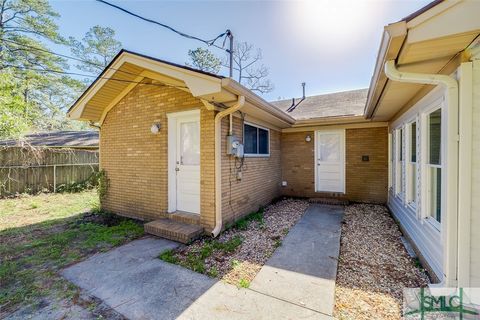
[334,204,430,320]
[166,199,309,286]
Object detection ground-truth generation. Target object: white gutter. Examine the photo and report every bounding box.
[212,96,245,237]
[384,60,459,287]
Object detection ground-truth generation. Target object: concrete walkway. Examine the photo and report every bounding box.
[62,204,343,320]
[250,204,344,316]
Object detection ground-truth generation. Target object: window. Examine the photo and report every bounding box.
[426,109,442,224]
[243,123,269,156]
[388,133,393,189]
[407,122,417,205]
[396,128,404,195]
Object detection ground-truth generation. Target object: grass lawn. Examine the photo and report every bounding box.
[0,190,144,317]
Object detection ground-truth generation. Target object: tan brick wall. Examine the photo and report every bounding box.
[220,116,282,228]
[281,127,388,203]
[100,83,215,229]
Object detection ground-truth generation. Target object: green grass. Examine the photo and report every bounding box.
[159,235,244,277]
[0,190,99,231]
[0,190,144,314]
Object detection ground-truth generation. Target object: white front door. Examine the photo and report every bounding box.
[168,111,200,214]
[315,130,345,193]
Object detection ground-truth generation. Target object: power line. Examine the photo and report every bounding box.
[96,0,228,51]
[2,38,145,79]
[1,64,187,89]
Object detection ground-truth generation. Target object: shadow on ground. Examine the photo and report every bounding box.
[61,204,344,320]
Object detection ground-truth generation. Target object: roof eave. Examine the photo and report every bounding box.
[292,115,368,127]
[364,21,407,120]
[221,78,296,125]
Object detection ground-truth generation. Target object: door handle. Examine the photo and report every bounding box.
[175,167,180,171]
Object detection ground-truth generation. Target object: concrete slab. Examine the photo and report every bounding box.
[62,237,217,320]
[178,282,331,320]
[63,236,333,320]
[250,204,344,316]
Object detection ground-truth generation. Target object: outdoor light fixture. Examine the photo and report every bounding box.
[150,123,161,134]
[305,135,312,142]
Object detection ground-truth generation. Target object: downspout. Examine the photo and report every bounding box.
[212,96,245,237]
[384,60,459,287]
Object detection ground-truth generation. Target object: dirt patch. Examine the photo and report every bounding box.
[161,199,309,287]
[334,204,429,320]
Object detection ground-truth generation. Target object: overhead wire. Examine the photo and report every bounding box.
[96,0,229,51]
[1,64,187,89]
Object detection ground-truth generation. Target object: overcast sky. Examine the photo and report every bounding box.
[52,0,432,101]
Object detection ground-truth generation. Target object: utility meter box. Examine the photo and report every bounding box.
[226,135,242,156]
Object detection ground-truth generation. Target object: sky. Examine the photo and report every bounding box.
[51,0,432,101]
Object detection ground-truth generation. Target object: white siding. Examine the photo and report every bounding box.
[389,191,443,277]
[388,86,446,281]
[470,60,480,287]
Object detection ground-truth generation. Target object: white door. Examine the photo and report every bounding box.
[170,113,200,214]
[316,130,345,193]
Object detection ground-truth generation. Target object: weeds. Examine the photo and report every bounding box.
[159,235,244,278]
[232,208,264,231]
[159,250,178,264]
[238,278,250,288]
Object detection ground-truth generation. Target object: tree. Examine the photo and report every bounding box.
[0,72,34,138]
[186,47,221,74]
[225,41,274,94]
[70,25,122,74]
[0,0,88,136]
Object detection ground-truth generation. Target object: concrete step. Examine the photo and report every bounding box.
[308,197,349,206]
[144,218,204,244]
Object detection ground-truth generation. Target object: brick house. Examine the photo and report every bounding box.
[69,0,480,288]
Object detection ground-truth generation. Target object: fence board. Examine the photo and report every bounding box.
[0,146,99,196]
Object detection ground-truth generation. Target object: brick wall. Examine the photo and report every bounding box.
[100,83,215,229]
[220,115,282,227]
[281,127,388,203]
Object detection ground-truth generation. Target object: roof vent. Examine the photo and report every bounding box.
[287,82,306,112]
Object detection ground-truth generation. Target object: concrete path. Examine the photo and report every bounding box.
[62,204,343,320]
[250,204,344,316]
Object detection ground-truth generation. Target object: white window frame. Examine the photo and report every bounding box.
[406,120,418,209]
[421,104,444,232]
[388,133,393,189]
[395,127,404,198]
[243,121,270,157]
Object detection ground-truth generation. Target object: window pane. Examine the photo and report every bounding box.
[244,124,257,154]
[411,122,417,163]
[180,121,200,165]
[398,162,403,194]
[320,134,340,161]
[399,128,404,161]
[429,167,442,223]
[410,163,417,204]
[390,133,394,161]
[429,109,442,165]
[258,129,269,154]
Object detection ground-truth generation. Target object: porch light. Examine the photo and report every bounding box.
[305,135,312,142]
[151,123,161,134]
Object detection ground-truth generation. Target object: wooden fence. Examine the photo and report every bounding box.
[0,146,99,197]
